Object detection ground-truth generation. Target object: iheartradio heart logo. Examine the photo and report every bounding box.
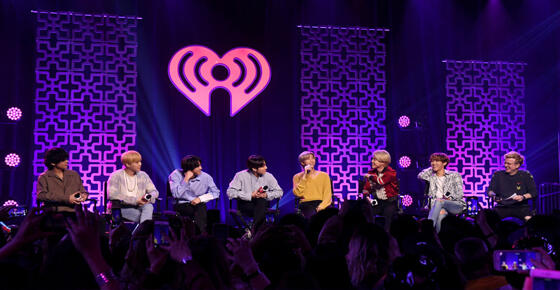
[168,45,271,116]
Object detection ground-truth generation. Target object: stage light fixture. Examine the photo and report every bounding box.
[398,155,412,168]
[4,153,21,167]
[401,194,413,207]
[6,107,22,121]
[3,200,18,207]
[398,115,411,128]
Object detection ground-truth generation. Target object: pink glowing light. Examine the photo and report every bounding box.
[398,156,411,168]
[168,45,271,116]
[401,194,413,207]
[3,200,18,207]
[4,153,21,167]
[398,115,410,128]
[6,107,22,121]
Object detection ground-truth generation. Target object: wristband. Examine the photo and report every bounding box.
[95,270,117,286]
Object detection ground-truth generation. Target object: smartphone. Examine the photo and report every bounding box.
[531,268,560,290]
[153,221,170,246]
[493,250,541,271]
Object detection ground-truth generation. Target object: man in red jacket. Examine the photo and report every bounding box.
[362,149,399,231]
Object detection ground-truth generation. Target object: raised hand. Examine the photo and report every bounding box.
[65,204,101,254]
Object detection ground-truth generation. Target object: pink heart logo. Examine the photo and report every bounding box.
[168,45,271,116]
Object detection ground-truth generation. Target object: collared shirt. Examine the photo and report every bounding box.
[418,168,465,207]
[169,170,220,203]
[37,169,86,204]
[108,169,159,205]
[227,170,283,201]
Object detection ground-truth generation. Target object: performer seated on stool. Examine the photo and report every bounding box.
[169,155,219,233]
[107,150,158,223]
[293,151,332,218]
[362,149,399,231]
[37,147,89,212]
[417,152,465,233]
[227,155,283,229]
[488,151,537,222]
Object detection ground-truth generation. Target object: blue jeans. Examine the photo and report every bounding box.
[121,203,154,223]
[428,199,463,232]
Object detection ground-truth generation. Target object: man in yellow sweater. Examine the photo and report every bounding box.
[293,151,332,218]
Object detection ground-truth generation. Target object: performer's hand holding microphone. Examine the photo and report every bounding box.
[303,165,312,179]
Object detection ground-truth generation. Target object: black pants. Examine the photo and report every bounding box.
[237,198,268,229]
[494,206,532,221]
[174,202,207,233]
[299,200,322,218]
[371,198,397,231]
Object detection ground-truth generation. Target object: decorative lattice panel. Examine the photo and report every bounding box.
[445,60,526,207]
[299,26,388,200]
[33,11,138,206]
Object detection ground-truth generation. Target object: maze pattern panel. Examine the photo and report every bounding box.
[34,11,138,207]
[445,60,526,208]
[299,26,387,201]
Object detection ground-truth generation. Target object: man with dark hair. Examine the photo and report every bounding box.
[418,152,465,232]
[488,151,537,221]
[227,155,283,228]
[37,147,88,211]
[168,155,219,233]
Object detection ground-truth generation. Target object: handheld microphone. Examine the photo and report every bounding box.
[258,186,269,193]
[444,192,452,198]
[74,193,81,199]
[144,193,152,200]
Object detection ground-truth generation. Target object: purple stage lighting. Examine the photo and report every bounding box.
[6,107,22,121]
[401,194,413,207]
[3,200,18,207]
[398,156,411,168]
[4,153,21,167]
[398,115,410,128]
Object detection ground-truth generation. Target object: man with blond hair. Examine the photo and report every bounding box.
[362,149,399,230]
[488,151,537,221]
[108,150,159,223]
[293,151,332,218]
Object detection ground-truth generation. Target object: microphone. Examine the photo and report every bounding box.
[144,193,152,200]
[259,186,269,193]
[74,193,81,199]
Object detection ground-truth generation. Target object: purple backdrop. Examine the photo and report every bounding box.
[299,26,388,201]
[33,11,138,206]
[445,60,526,207]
